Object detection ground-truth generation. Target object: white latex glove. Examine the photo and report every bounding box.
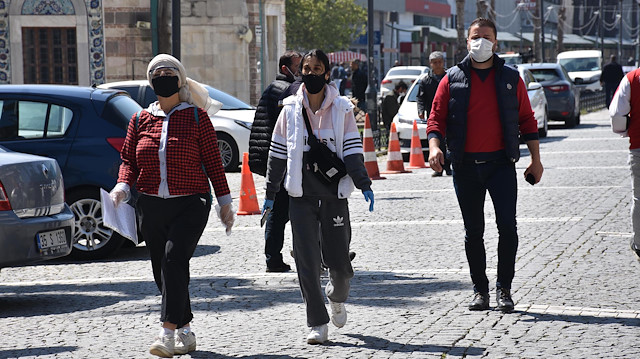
[216,203,235,236]
[109,189,126,208]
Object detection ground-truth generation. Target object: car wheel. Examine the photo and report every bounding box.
[538,109,548,138]
[575,112,581,125]
[217,132,239,172]
[565,112,577,128]
[67,188,125,260]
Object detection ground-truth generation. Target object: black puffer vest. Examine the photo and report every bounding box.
[249,73,294,176]
[446,54,522,163]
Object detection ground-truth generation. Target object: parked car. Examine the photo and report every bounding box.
[556,50,602,93]
[379,66,429,101]
[516,65,549,137]
[0,85,142,260]
[498,53,523,65]
[98,80,255,172]
[519,63,582,127]
[0,146,75,269]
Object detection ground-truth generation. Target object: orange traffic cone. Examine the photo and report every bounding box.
[362,114,385,180]
[381,122,411,174]
[237,152,261,215]
[406,120,428,169]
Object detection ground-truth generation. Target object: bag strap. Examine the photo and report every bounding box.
[301,108,319,145]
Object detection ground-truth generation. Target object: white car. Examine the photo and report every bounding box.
[379,66,429,101]
[98,80,255,172]
[557,50,602,93]
[392,66,548,160]
[516,66,549,138]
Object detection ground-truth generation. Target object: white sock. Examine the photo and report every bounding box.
[179,325,191,334]
[159,327,175,337]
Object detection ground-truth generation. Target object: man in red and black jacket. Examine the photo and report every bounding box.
[426,18,543,313]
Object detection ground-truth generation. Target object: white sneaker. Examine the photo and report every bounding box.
[306,324,328,344]
[329,300,347,328]
[149,333,174,358]
[174,330,196,355]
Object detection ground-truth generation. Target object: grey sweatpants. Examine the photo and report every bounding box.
[289,196,354,327]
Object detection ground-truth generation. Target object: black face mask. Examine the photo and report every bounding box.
[302,73,326,94]
[152,76,180,97]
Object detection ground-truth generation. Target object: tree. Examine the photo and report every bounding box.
[286,0,367,52]
[455,0,466,62]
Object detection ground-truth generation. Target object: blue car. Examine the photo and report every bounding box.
[0,146,75,269]
[0,85,142,260]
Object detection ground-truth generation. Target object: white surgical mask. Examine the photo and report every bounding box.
[468,38,494,63]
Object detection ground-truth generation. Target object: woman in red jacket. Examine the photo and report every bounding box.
[110,54,234,358]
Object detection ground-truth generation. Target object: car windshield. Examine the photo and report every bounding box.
[406,83,420,102]
[558,58,600,72]
[102,94,142,130]
[205,86,253,110]
[528,69,562,82]
[387,69,424,77]
[500,55,522,65]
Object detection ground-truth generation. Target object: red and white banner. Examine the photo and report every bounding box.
[327,51,366,64]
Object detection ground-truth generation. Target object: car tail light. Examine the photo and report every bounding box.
[107,137,125,152]
[0,181,11,211]
[381,79,392,84]
[545,85,569,93]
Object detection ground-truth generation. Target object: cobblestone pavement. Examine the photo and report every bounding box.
[1,109,639,358]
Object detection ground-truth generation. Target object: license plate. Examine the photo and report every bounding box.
[37,229,67,250]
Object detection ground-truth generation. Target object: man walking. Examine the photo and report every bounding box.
[417,51,450,176]
[249,50,301,272]
[609,68,640,260]
[381,81,407,131]
[350,59,368,111]
[426,18,543,312]
[601,55,625,108]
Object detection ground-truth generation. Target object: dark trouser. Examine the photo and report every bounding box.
[438,141,451,174]
[137,193,211,327]
[452,160,518,294]
[289,196,354,327]
[265,183,290,267]
[605,83,617,108]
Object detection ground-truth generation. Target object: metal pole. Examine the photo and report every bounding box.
[541,0,545,62]
[171,0,180,59]
[600,0,604,58]
[619,0,623,60]
[366,0,378,131]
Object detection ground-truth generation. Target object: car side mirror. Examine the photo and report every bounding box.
[528,82,542,91]
[574,77,584,85]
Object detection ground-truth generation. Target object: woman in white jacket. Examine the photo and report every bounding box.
[263,49,374,344]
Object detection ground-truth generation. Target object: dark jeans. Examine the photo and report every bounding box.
[137,193,211,327]
[265,184,290,267]
[605,83,617,108]
[439,141,451,174]
[452,160,518,294]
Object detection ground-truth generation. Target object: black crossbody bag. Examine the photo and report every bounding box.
[302,109,347,184]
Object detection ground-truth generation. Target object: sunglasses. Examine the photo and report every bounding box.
[149,67,179,79]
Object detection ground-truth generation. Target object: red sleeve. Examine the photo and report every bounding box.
[197,108,231,198]
[117,112,140,187]
[516,78,538,135]
[426,74,450,139]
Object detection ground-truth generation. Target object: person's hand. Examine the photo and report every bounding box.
[362,190,374,212]
[418,112,425,120]
[109,189,126,208]
[219,203,235,235]
[428,142,444,173]
[524,160,544,184]
[263,199,274,214]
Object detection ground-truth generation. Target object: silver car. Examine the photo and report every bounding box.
[0,146,74,269]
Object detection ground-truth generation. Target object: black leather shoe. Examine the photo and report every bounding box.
[496,288,514,312]
[349,251,356,261]
[468,292,490,311]
[631,242,640,260]
[431,171,443,177]
[266,263,291,272]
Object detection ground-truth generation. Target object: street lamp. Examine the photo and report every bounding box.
[517,3,526,54]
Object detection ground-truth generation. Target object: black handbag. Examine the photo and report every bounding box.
[302,109,347,184]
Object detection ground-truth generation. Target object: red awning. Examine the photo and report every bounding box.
[327,51,366,64]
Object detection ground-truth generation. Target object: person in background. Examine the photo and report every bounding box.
[381,81,407,131]
[417,51,450,176]
[350,59,368,111]
[110,54,234,358]
[601,55,625,108]
[426,18,543,313]
[249,50,302,272]
[264,49,374,345]
[609,67,640,260]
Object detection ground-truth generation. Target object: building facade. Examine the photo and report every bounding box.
[1,0,286,105]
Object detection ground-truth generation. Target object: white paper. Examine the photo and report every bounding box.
[100,188,138,245]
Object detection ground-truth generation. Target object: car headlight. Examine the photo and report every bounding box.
[234,120,252,130]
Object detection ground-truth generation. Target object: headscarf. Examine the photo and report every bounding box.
[146,54,223,117]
